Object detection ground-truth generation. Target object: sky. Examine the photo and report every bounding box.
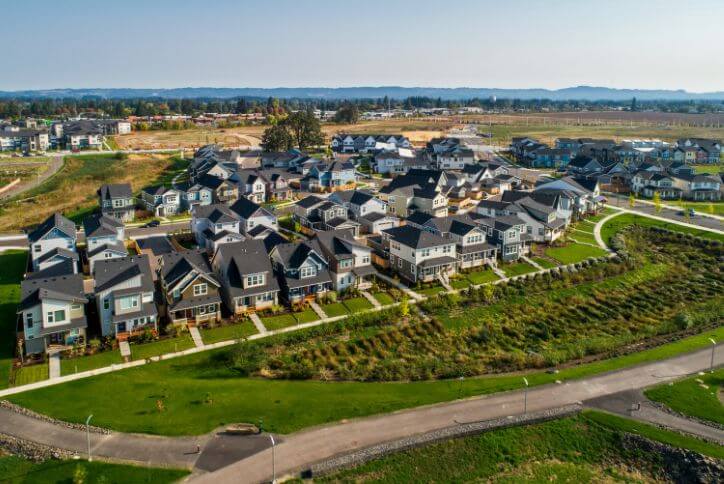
[2,0,723,92]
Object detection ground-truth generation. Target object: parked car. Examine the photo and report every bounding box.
[144,220,160,228]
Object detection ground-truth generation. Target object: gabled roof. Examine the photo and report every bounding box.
[36,247,79,264]
[331,190,376,206]
[83,213,123,239]
[383,225,450,249]
[161,249,219,291]
[229,197,272,220]
[315,230,368,259]
[296,194,326,209]
[406,211,435,226]
[93,255,154,293]
[193,203,238,224]
[98,183,132,200]
[87,241,127,258]
[28,213,76,243]
[19,273,87,311]
[141,185,169,196]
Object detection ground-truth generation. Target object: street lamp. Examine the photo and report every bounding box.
[523,377,529,415]
[709,338,717,372]
[85,414,93,462]
[269,434,276,484]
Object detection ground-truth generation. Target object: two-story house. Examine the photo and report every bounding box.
[534,176,603,219]
[98,183,135,222]
[379,169,449,218]
[469,214,530,262]
[235,170,267,204]
[301,161,356,192]
[83,213,127,272]
[93,255,158,338]
[158,250,222,326]
[229,197,278,235]
[28,213,78,273]
[197,174,240,204]
[269,241,333,303]
[140,186,182,217]
[212,239,280,314]
[177,182,214,212]
[18,273,88,355]
[314,230,376,291]
[192,204,245,252]
[293,195,361,236]
[329,189,399,234]
[382,225,457,284]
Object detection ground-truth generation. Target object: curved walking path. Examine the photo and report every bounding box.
[0,155,64,202]
[0,344,721,477]
[191,345,724,483]
[593,210,623,249]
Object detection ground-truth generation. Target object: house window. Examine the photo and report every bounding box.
[340,259,352,269]
[119,295,139,310]
[34,245,41,253]
[362,256,370,264]
[443,245,452,253]
[300,266,316,278]
[172,289,180,299]
[246,274,264,287]
[207,304,216,313]
[103,298,110,310]
[198,305,207,315]
[71,304,81,310]
[193,283,208,296]
[26,313,33,329]
[47,309,65,323]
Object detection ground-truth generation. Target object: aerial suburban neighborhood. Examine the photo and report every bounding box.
[0,2,722,484]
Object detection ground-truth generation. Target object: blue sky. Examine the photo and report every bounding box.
[2,0,723,92]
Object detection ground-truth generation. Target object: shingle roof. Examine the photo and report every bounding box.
[383,225,450,249]
[92,255,154,293]
[98,183,132,200]
[28,213,76,243]
[83,213,123,239]
[19,273,87,311]
[193,204,238,224]
[229,197,272,220]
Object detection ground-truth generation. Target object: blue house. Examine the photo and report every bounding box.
[530,148,572,168]
[301,161,356,192]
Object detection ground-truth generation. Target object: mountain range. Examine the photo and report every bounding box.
[1,86,723,101]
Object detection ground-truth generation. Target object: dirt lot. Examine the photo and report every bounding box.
[114,128,265,151]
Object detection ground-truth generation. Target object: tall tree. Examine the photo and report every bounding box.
[261,124,293,152]
[284,110,324,150]
[334,103,359,124]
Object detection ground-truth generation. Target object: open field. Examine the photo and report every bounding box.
[645,368,724,426]
[0,153,181,231]
[320,411,722,483]
[114,128,263,151]
[0,454,188,484]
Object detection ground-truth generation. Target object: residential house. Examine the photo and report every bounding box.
[177,181,214,211]
[269,241,333,303]
[196,174,239,204]
[98,183,135,222]
[469,214,530,262]
[18,273,88,355]
[331,134,410,153]
[328,190,387,219]
[566,155,603,177]
[158,250,222,325]
[229,197,278,235]
[92,255,158,338]
[301,161,356,192]
[382,225,457,283]
[293,195,361,236]
[378,169,449,218]
[192,204,245,252]
[83,213,127,272]
[314,230,376,291]
[675,138,721,164]
[140,186,182,217]
[28,213,77,273]
[534,176,603,219]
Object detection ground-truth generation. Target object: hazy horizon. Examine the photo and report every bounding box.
[3,0,723,92]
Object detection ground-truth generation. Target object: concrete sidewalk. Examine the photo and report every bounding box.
[191,346,724,484]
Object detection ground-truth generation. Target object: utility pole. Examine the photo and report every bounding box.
[86,414,93,462]
[269,434,276,483]
[709,338,717,372]
[523,377,529,414]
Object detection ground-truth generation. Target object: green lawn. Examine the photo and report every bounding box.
[261,313,298,331]
[200,322,258,344]
[342,297,374,313]
[12,363,48,386]
[418,285,445,296]
[568,230,598,246]
[691,163,722,174]
[319,411,721,482]
[0,251,26,389]
[645,368,724,426]
[0,454,188,484]
[130,335,195,360]
[667,200,724,216]
[600,212,724,246]
[9,323,723,437]
[61,350,123,376]
[501,261,537,277]
[531,256,558,269]
[465,267,500,285]
[449,277,471,289]
[373,292,395,306]
[293,308,319,324]
[321,302,349,318]
[545,242,607,265]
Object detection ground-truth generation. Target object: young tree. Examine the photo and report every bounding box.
[628,193,636,208]
[261,124,293,152]
[652,191,662,213]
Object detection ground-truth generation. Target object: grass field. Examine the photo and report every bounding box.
[600,212,724,245]
[501,260,537,277]
[0,454,188,484]
[200,322,258,344]
[568,230,598,245]
[320,302,349,318]
[130,335,195,360]
[293,308,319,324]
[530,256,558,269]
[260,313,298,331]
[545,242,607,264]
[0,251,26,389]
[319,410,722,483]
[373,292,395,306]
[342,297,374,313]
[418,285,446,296]
[667,199,724,216]
[645,368,724,426]
[61,350,123,376]
[0,153,181,231]
[464,267,501,285]
[12,363,48,386]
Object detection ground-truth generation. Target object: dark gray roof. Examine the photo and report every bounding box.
[383,225,450,249]
[93,255,154,293]
[87,241,127,258]
[83,213,123,239]
[215,239,279,298]
[19,273,87,311]
[193,204,238,224]
[229,197,272,220]
[36,247,79,264]
[160,249,215,289]
[98,183,132,200]
[28,213,76,243]
[332,190,375,206]
[296,195,326,209]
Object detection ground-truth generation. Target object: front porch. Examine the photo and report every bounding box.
[114,315,158,340]
[286,282,333,303]
[416,256,457,283]
[170,302,221,326]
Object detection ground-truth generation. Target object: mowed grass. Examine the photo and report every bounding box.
[293,308,319,324]
[545,242,607,264]
[645,368,724,426]
[200,322,258,344]
[501,261,537,277]
[465,267,500,285]
[600,212,724,246]
[319,411,722,483]
[668,199,724,216]
[568,230,598,245]
[320,302,349,318]
[61,350,122,376]
[261,313,298,331]
[0,251,27,389]
[373,292,395,306]
[0,153,180,231]
[531,256,558,269]
[0,454,188,484]
[9,324,723,436]
[130,335,195,361]
[12,363,48,386]
[342,297,374,314]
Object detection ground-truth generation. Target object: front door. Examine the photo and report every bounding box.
[117,322,127,333]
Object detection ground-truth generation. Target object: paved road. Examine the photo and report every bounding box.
[192,345,724,484]
[606,193,723,231]
[0,155,64,202]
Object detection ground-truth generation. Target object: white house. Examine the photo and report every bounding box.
[27,213,78,273]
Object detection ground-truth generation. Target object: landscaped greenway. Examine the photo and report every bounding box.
[0,454,188,484]
[600,212,724,246]
[320,410,723,483]
[645,368,724,426]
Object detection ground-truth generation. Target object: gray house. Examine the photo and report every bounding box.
[83,213,127,272]
[98,183,135,222]
[28,213,78,273]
